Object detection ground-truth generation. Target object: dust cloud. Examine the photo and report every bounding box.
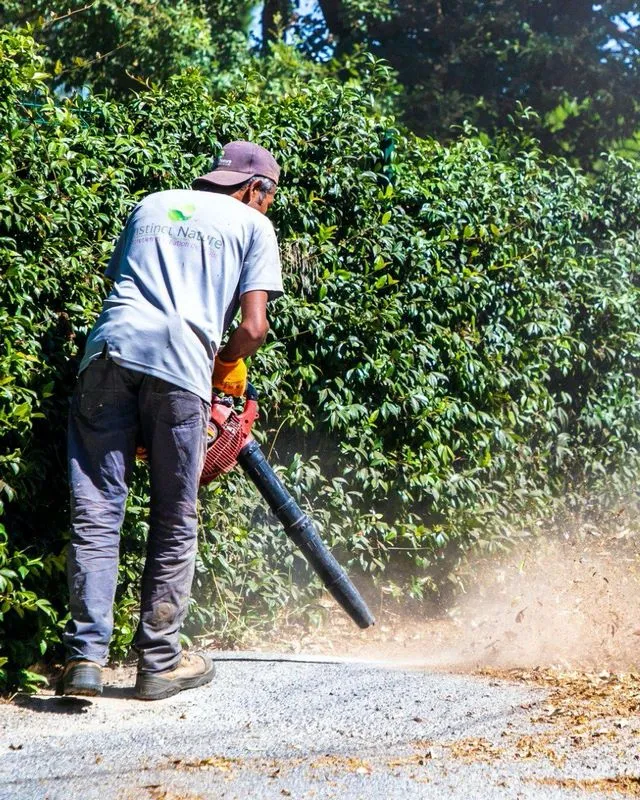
[252,511,640,673]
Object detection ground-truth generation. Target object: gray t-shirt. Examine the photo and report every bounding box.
[80,189,283,401]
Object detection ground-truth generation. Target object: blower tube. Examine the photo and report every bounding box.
[238,439,375,629]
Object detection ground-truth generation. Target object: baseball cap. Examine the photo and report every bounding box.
[193,141,281,188]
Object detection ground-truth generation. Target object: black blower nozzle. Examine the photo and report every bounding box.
[238,439,375,629]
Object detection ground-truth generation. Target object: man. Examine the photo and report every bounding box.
[60,141,283,701]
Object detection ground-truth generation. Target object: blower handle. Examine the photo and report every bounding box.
[244,382,258,402]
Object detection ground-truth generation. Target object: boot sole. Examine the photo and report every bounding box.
[65,684,103,697]
[135,662,215,701]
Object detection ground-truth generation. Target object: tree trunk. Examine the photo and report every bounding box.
[316,0,351,49]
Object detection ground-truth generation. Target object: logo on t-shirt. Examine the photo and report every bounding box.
[134,201,223,253]
[167,203,196,222]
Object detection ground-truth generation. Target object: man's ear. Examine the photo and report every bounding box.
[240,183,253,204]
[249,181,262,204]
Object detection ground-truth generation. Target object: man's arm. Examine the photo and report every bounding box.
[217,290,270,361]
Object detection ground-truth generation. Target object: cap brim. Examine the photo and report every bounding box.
[193,169,252,188]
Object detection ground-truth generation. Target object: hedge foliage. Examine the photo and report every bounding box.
[2,29,640,689]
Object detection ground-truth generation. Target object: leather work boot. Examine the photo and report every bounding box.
[57,660,103,697]
[135,652,215,701]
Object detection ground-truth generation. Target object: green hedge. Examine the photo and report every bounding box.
[2,29,640,689]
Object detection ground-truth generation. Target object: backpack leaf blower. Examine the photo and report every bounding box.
[200,384,375,630]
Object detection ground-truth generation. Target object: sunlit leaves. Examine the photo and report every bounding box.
[1,29,640,691]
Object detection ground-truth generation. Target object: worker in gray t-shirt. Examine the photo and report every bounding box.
[60,142,283,701]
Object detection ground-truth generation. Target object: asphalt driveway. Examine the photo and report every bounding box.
[1,652,637,800]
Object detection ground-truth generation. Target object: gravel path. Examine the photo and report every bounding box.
[0,652,636,800]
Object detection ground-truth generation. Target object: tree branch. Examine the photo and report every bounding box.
[42,2,97,29]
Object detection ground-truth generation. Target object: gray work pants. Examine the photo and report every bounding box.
[63,357,209,673]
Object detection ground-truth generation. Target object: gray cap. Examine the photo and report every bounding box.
[194,141,281,188]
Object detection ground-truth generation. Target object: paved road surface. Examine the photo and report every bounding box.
[0,653,635,800]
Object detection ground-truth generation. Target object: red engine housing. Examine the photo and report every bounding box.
[200,396,259,485]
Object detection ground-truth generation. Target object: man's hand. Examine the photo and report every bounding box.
[213,290,269,396]
[213,356,248,397]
